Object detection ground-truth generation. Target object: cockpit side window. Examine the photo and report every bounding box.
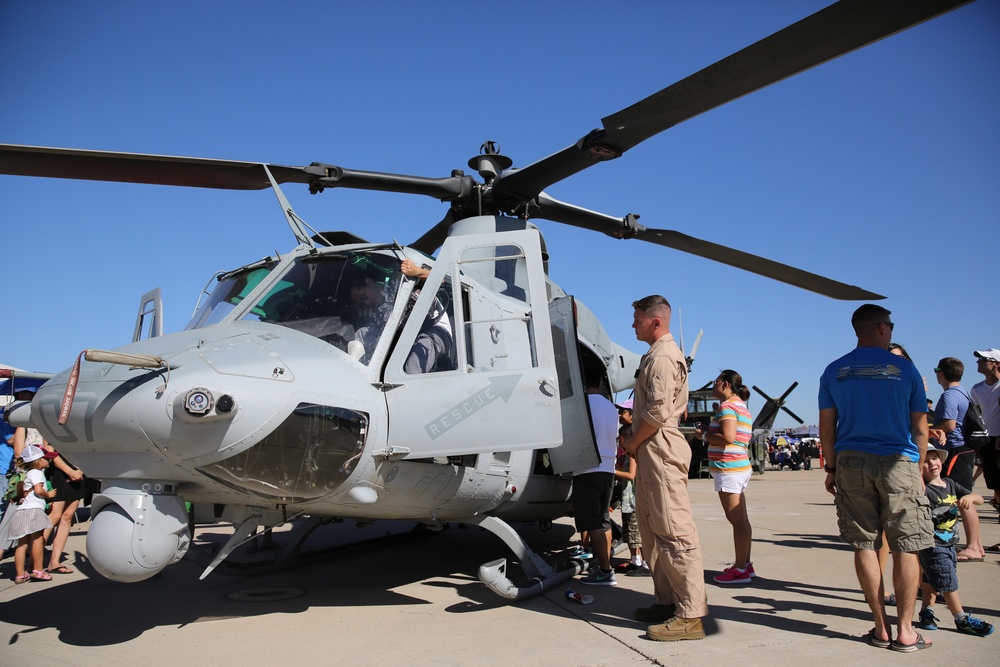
[400,274,457,374]
[459,244,538,372]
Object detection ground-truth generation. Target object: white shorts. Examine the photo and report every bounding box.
[712,469,752,494]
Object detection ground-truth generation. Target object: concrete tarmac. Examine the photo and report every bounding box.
[1,468,997,666]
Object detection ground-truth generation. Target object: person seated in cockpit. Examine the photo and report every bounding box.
[345,258,452,372]
[342,265,395,363]
[399,259,454,374]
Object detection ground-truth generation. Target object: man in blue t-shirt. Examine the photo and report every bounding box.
[929,357,984,561]
[818,304,933,652]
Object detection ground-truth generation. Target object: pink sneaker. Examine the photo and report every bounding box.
[714,565,751,584]
[745,562,756,578]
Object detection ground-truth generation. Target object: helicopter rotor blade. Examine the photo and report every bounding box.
[411,208,458,254]
[782,405,806,425]
[0,144,309,190]
[531,192,882,300]
[689,329,704,362]
[493,0,972,202]
[0,145,476,202]
[636,227,883,300]
[777,381,800,404]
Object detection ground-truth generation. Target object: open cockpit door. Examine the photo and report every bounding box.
[382,229,563,460]
[545,296,600,474]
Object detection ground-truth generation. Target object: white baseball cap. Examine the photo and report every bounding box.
[21,445,45,463]
[974,348,1000,362]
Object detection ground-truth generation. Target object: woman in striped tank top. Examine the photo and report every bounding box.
[696,369,755,585]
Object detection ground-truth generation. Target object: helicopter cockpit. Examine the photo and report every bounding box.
[183,250,457,372]
[184,252,403,362]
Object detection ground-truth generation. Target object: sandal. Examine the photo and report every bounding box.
[889,633,932,652]
[866,628,892,648]
[47,565,74,574]
[30,569,52,581]
[13,574,30,584]
[956,552,985,562]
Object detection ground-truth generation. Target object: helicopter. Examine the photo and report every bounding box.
[0,0,973,599]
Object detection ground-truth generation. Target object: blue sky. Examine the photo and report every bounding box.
[1,1,997,429]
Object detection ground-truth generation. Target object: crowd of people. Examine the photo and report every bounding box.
[819,305,995,650]
[570,295,757,641]
[4,295,998,652]
[569,297,997,648]
[1,384,97,583]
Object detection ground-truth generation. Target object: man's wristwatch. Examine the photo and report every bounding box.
[824,464,836,473]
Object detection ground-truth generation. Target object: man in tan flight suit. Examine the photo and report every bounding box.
[623,295,708,641]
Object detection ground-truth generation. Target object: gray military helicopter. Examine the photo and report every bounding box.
[0,0,969,599]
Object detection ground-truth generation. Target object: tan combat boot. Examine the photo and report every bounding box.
[646,616,706,642]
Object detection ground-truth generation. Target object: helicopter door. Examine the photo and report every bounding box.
[382,229,562,460]
[545,296,601,474]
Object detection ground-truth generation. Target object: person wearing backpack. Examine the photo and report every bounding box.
[929,357,985,561]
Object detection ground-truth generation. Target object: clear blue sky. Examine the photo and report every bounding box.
[1,1,997,430]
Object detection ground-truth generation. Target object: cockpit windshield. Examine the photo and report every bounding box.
[242,252,403,364]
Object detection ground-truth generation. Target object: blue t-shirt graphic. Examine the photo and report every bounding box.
[818,346,927,461]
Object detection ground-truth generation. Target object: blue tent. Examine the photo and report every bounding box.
[788,425,819,438]
[0,377,47,395]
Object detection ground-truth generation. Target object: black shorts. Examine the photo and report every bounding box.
[47,467,87,503]
[570,472,614,533]
[942,446,976,492]
[979,438,999,490]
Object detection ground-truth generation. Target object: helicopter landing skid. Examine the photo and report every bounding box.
[462,514,585,601]
[476,524,631,601]
[192,517,437,578]
[461,514,557,580]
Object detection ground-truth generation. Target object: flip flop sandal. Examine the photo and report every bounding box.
[866,628,891,648]
[956,554,984,562]
[890,634,932,652]
[985,544,1000,554]
[30,570,52,581]
[48,566,74,574]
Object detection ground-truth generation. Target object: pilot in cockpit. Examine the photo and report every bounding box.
[345,258,453,373]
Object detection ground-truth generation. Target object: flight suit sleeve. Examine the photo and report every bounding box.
[639,350,684,429]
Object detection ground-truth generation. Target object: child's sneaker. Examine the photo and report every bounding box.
[917,607,939,630]
[581,567,617,586]
[713,565,752,584]
[956,614,994,637]
[745,562,756,578]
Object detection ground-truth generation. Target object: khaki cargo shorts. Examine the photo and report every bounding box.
[834,449,933,552]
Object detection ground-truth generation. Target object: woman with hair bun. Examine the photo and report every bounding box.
[696,369,755,585]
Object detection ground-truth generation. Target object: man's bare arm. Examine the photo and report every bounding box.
[819,407,838,496]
